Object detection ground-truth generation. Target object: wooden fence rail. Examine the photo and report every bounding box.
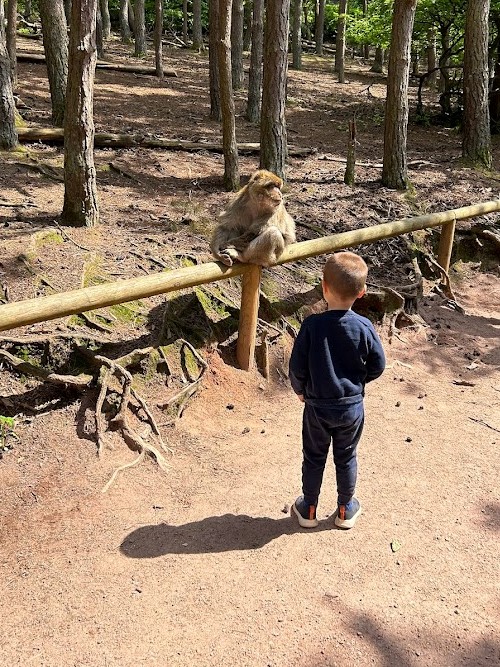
[1,200,499,370]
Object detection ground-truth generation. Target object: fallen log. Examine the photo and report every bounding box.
[17,127,314,156]
[17,51,178,77]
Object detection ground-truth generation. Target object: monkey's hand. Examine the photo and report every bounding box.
[219,252,234,267]
[218,247,240,267]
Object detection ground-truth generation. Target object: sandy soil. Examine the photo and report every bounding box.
[1,39,500,667]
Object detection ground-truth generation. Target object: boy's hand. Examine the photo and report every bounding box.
[297,394,305,403]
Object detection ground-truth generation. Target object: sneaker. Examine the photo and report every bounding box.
[334,498,361,529]
[291,496,319,528]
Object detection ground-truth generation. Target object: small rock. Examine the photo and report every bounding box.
[226,403,234,410]
[406,436,412,443]
[418,406,424,410]
[242,427,250,434]
[395,401,401,407]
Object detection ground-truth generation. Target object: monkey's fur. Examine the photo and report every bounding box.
[210,170,296,267]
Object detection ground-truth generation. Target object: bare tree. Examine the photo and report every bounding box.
[260,0,290,178]
[231,0,244,89]
[192,0,203,50]
[243,0,252,51]
[134,0,147,56]
[209,0,221,120]
[291,0,302,70]
[335,0,348,83]
[426,28,437,88]
[363,0,369,59]
[246,0,263,123]
[100,0,111,40]
[62,0,99,227]
[119,0,132,42]
[462,0,491,168]
[381,0,417,190]
[315,0,325,56]
[370,45,384,73]
[218,0,239,190]
[154,0,164,79]
[0,1,18,149]
[182,0,188,44]
[6,0,17,86]
[39,0,69,127]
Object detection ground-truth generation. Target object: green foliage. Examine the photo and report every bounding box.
[0,416,18,451]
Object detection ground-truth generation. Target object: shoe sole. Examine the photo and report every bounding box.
[291,502,319,528]
[334,506,362,529]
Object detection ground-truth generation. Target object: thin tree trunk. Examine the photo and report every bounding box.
[231,0,244,89]
[462,0,491,167]
[291,0,302,70]
[96,3,104,58]
[6,0,17,87]
[246,0,263,122]
[0,2,18,149]
[100,0,111,40]
[64,0,72,22]
[438,25,450,94]
[182,0,188,44]
[134,0,147,56]
[315,0,325,56]
[344,117,356,186]
[381,0,417,190]
[209,0,221,120]
[128,0,135,37]
[260,0,290,178]
[62,0,99,227]
[370,45,384,72]
[192,0,203,50]
[363,0,369,59]
[427,28,437,88]
[119,0,132,42]
[39,0,69,127]
[243,0,252,51]
[335,0,347,82]
[154,0,163,79]
[218,0,239,190]
[24,0,32,21]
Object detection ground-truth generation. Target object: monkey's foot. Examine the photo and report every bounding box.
[219,252,234,267]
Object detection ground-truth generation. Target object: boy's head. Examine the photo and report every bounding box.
[322,252,368,303]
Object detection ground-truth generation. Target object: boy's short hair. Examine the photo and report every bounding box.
[323,252,368,299]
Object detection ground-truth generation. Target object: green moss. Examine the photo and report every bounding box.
[261,275,281,299]
[32,229,63,249]
[109,301,145,325]
[182,345,200,380]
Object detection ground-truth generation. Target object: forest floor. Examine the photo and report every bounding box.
[0,38,500,667]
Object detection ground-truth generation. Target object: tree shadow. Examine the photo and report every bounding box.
[120,512,337,558]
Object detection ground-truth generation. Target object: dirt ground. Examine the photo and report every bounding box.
[1,39,500,666]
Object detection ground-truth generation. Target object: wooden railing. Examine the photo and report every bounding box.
[1,200,499,370]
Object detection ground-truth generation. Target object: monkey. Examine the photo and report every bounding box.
[210,169,296,268]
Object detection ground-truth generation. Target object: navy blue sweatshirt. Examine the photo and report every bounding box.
[289,309,386,406]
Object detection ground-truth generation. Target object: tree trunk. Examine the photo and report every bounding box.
[243,0,252,51]
[24,0,32,21]
[64,0,72,23]
[335,0,347,82]
[119,0,132,42]
[6,0,17,87]
[62,0,99,227]
[462,0,491,168]
[370,45,384,72]
[315,0,325,56]
[134,0,147,56]
[381,0,417,190]
[128,0,135,35]
[39,0,69,127]
[363,0,369,59]
[246,0,263,122]
[100,0,111,40]
[209,0,221,120]
[438,24,450,94]
[96,3,104,58]
[231,0,244,89]
[291,0,302,70]
[218,0,239,190]
[260,0,290,178]
[192,0,203,50]
[182,0,188,44]
[427,28,437,88]
[154,0,163,79]
[0,2,18,149]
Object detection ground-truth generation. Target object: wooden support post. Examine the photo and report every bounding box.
[437,218,456,273]
[236,265,262,371]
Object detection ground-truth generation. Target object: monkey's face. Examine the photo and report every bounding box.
[249,171,283,214]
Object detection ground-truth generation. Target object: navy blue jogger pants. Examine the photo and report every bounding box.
[301,401,365,507]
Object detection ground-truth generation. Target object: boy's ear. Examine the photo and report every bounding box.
[357,285,367,299]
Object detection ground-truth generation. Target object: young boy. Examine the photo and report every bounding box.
[289,251,385,529]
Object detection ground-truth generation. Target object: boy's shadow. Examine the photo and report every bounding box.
[120,513,336,558]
